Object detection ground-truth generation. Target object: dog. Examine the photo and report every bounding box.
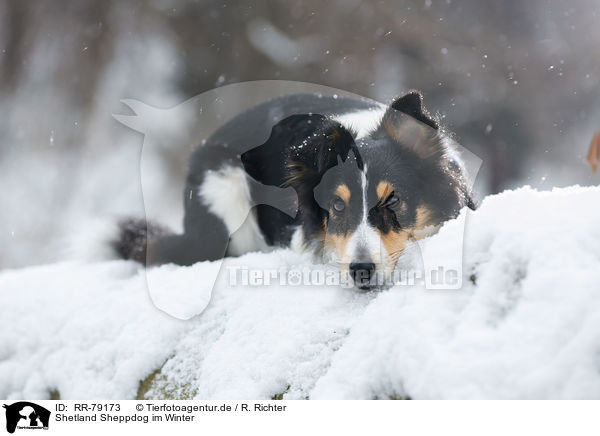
[114,91,475,289]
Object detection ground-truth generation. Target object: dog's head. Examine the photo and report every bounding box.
[243,91,474,289]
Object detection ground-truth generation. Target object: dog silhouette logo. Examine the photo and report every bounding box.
[114,81,481,318]
[3,402,50,433]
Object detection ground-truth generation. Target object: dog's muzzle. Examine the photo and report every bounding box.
[349,262,376,289]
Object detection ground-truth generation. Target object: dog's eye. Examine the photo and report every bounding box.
[385,194,401,208]
[332,198,346,213]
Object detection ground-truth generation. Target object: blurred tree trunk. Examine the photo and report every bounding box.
[1,0,28,94]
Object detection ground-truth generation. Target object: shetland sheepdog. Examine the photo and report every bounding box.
[115,91,475,289]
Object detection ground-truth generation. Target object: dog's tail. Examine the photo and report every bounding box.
[66,217,173,264]
[112,218,173,264]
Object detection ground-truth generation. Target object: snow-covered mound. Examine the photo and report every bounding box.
[1,186,600,399]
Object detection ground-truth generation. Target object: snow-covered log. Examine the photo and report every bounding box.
[2,186,599,399]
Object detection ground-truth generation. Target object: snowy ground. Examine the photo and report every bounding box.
[1,186,600,400]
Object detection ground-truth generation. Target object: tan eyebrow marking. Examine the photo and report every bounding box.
[335,184,351,203]
[376,181,394,201]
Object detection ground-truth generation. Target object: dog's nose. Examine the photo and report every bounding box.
[349,262,376,288]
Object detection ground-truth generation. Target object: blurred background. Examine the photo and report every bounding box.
[1,0,599,269]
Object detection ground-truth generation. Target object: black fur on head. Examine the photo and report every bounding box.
[241,114,362,189]
[241,113,364,243]
[241,113,363,205]
[283,115,363,187]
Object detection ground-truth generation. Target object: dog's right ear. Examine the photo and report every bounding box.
[241,114,360,188]
[376,91,444,160]
[388,91,438,130]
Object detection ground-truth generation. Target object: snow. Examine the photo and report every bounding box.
[1,185,600,399]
